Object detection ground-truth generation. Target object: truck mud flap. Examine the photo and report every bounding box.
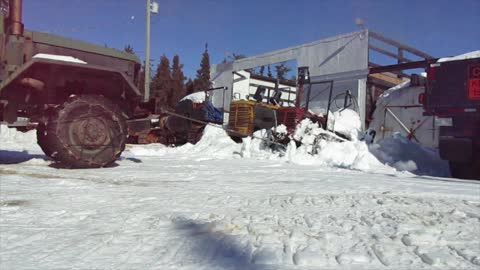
[439,138,472,163]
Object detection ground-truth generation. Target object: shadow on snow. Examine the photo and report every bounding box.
[172,218,277,270]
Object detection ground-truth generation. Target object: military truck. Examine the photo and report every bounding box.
[423,55,480,179]
[0,0,142,168]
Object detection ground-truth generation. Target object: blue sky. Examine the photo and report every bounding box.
[23,0,479,78]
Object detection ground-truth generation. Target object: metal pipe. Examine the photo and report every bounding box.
[325,81,334,130]
[144,0,151,102]
[10,0,23,36]
[160,108,289,148]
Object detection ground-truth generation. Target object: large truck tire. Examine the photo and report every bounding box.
[37,123,55,158]
[449,161,479,180]
[39,95,127,168]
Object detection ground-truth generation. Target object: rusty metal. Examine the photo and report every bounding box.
[20,77,44,90]
[228,100,256,137]
[9,0,23,35]
[369,60,436,74]
[160,108,289,148]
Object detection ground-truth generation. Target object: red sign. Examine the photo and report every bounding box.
[468,65,480,99]
[472,66,480,77]
[469,79,480,99]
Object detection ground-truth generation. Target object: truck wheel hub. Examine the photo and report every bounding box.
[75,118,111,148]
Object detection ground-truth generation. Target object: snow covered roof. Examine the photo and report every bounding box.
[33,53,87,64]
[180,92,206,103]
[437,50,480,63]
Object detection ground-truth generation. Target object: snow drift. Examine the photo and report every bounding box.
[369,133,450,177]
[1,116,447,177]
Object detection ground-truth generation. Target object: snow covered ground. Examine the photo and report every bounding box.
[1,125,480,270]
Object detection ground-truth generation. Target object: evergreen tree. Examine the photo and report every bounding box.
[150,55,172,105]
[275,63,291,80]
[230,53,246,61]
[170,54,186,106]
[185,78,195,95]
[228,53,256,74]
[259,66,265,76]
[223,53,246,63]
[194,44,211,92]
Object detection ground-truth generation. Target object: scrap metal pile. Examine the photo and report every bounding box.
[131,67,357,152]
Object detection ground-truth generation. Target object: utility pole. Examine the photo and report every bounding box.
[144,0,158,102]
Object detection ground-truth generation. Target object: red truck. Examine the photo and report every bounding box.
[423,55,480,179]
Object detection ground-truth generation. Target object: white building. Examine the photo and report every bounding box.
[231,70,296,105]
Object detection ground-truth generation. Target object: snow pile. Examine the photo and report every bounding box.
[438,50,480,63]
[0,125,37,146]
[240,129,283,160]
[0,120,442,177]
[286,119,394,173]
[369,133,450,177]
[273,124,288,135]
[0,125,46,164]
[255,119,392,173]
[180,92,206,103]
[126,125,239,160]
[176,125,239,159]
[330,109,362,140]
[127,143,167,157]
[292,119,323,152]
[238,118,442,176]
[33,53,87,64]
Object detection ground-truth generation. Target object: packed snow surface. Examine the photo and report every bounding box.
[438,50,480,62]
[33,53,87,64]
[1,125,479,270]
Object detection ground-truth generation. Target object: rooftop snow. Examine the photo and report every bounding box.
[33,53,87,64]
[438,50,480,63]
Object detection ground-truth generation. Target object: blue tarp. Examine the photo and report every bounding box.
[202,101,223,123]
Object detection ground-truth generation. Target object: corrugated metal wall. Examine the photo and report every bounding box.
[211,30,370,127]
